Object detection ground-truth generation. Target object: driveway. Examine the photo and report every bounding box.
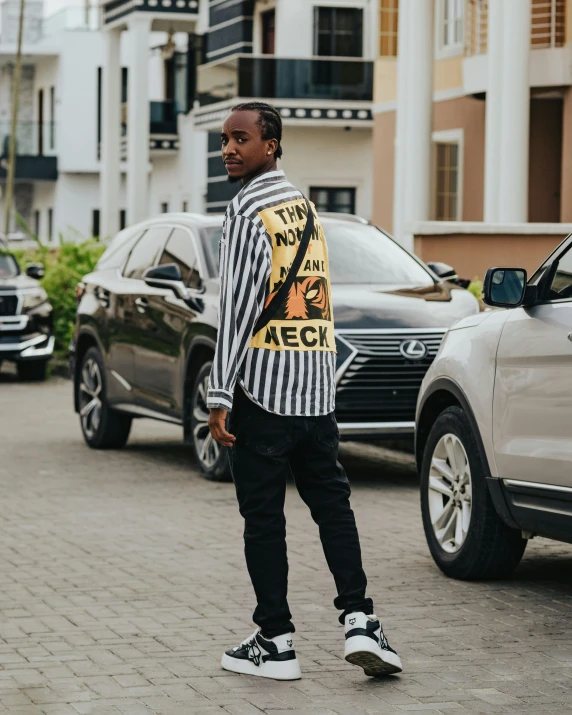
[1,372,572,714]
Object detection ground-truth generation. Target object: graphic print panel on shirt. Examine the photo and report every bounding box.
[249,198,336,353]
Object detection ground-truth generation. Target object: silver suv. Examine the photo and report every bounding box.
[416,235,572,579]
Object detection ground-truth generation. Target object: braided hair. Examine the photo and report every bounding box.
[231,101,283,160]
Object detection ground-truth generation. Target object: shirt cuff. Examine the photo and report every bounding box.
[206,388,234,411]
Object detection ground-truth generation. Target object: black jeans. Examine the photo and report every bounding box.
[228,386,373,638]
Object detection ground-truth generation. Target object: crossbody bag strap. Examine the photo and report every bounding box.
[253,197,315,336]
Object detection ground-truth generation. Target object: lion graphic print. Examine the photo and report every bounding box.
[249,198,336,352]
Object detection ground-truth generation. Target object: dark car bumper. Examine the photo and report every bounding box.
[0,317,55,362]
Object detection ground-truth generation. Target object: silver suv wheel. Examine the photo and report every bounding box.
[192,372,220,469]
[428,432,472,554]
[79,357,103,440]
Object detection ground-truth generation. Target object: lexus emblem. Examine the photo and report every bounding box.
[400,339,428,360]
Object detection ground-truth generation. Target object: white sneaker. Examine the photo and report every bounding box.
[344,612,403,676]
[221,630,302,680]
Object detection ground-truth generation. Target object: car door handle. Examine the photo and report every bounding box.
[135,297,149,313]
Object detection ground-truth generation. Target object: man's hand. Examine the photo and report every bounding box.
[208,408,236,448]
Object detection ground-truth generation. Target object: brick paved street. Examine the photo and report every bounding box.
[2,374,572,714]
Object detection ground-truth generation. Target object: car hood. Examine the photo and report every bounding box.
[0,273,38,290]
[331,282,479,330]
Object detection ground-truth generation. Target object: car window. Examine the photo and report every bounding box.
[548,245,572,300]
[0,253,19,278]
[201,226,223,277]
[123,226,172,280]
[96,228,145,271]
[158,227,202,289]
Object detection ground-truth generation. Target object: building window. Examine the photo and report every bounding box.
[161,202,169,214]
[34,210,40,238]
[310,187,356,215]
[120,210,126,230]
[49,87,55,150]
[437,0,464,56]
[433,130,463,221]
[182,200,188,212]
[380,0,399,57]
[92,209,100,238]
[261,9,276,55]
[531,0,566,49]
[314,7,363,57]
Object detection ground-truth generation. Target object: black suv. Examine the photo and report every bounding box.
[71,213,478,480]
[0,247,53,380]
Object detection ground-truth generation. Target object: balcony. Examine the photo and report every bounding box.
[0,122,58,181]
[114,100,179,157]
[102,0,199,30]
[198,55,374,106]
[466,0,566,56]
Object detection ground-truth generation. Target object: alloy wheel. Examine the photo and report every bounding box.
[428,433,472,554]
[79,358,103,440]
[192,373,220,469]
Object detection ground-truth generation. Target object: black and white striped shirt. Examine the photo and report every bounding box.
[206,170,337,416]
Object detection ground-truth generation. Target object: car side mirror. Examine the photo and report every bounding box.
[143,263,204,312]
[26,263,45,280]
[427,261,458,281]
[483,267,527,308]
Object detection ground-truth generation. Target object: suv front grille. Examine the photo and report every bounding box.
[0,294,19,317]
[335,330,446,423]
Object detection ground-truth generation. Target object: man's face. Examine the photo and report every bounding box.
[221,110,277,184]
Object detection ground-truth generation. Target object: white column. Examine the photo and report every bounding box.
[392,0,411,243]
[498,0,531,222]
[100,27,121,239]
[393,0,434,248]
[127,15,151,225]
[484,0,503,222]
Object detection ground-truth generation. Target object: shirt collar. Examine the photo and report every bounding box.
[246,169,285,189]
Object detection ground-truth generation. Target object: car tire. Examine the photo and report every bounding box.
[420,405,526,580]
[17,360,48,382]
[78,346,132,449]
[189,360,231,482]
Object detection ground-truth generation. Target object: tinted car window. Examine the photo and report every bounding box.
[201,226,223,276]
[96,228,145,271]
[0,253,19,278]
[549,244,572,300]
[159,227,201,289]
[201,221,434,287]
[123,227,172,279]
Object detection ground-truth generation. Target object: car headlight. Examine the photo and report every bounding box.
[21,288,49,311]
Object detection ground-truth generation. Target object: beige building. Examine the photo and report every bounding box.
[373,0,572,275]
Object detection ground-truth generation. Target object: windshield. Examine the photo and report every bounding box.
[202,220,434,287]
[0,253,19,279]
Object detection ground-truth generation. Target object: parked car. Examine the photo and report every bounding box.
[0,248,53,380]
[70,212,478,480]
[416,234,572,580]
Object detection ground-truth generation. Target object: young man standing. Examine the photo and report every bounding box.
[207,102,402,681]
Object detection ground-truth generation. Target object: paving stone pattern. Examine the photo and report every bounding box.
[2,375,572,714]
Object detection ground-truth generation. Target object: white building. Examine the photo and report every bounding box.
[0,0,377,242]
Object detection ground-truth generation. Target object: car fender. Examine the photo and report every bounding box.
[417,310,510,480]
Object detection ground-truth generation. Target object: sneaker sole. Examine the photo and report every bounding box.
[221,653,302,680]
[345,636,403,677]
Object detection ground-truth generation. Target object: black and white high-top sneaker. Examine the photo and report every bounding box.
[344,612,403,676]
[221,630,302,680]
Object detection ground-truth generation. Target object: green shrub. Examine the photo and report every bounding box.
[467,279,483,300]
[12,236,106,358]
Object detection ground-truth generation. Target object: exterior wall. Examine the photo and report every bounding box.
[561,88,572,221]
[280,125,374,220]
[528,98,563,223]
[372,95,485,234]
[414,232,564,281]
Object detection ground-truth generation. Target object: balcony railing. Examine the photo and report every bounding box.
[0,122,58,181]
[466,0,565,56]
[198,55,374,106]
[0,121,56,157]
